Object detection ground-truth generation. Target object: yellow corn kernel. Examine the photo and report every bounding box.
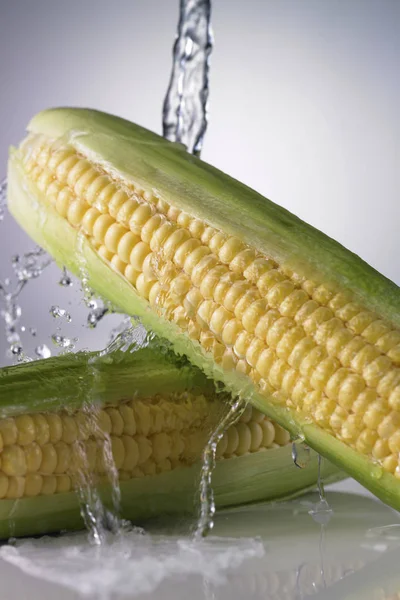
[24,443,42,473]
[111,436,125,470]
[6,476,25,499]
[355,429,378,455]
[97,410,112,435]
[274,424,291,446]
[225,426,239,456]
[56,474,72,493]
[40,444,58,474]
[41,476,57,496]
[47,414,63,443]
[81,206,101,236]
[235,423,252,455]
[106,408,124,437]
[25,473,43,497]
[118,405,136,436]
[136,435,152,465]
[32,414,50,445]
[54,441,71,474]
[0,419,18,446]
[248,422,263,452]
[121,436,139,471]
[2,445,27,476]
[260,420,276,447]
[61,415,78,444]
[151,432,171,463]
[0,474,8,499]
[15,415,36,446]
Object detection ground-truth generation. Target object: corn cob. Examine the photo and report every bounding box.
[7,108,400,509]
[0,340,339,538]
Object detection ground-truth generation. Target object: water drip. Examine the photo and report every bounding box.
[291,441,311,469]
[58,266,73,287]
[309,455,333,525]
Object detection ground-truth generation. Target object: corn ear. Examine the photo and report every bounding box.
[0,341,340,538]
[7,107,400,509]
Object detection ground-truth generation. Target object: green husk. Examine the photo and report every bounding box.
[7,107,399,510]
[0,337,210,417]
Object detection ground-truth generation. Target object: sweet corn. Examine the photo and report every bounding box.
[0,343,338,537]
[0,395,291,500]
[8,108,400,509]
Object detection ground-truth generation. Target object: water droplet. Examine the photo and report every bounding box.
[309,498,333,525]
[87,307,108,329]
[10,344,22,356]
[59,267,73,287]
[50,305,72,322]
[1,239,52,362]
[35,344,51,359]
[87,299,97,310]
[371,463,383,479]
[0,177,7,222]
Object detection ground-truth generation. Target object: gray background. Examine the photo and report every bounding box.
[0,0,399,359]
[0,2,399,598]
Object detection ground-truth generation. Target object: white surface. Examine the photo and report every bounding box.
[0,482,399,600]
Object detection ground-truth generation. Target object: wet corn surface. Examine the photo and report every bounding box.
[20,134,400,480]
[0,391,289,499]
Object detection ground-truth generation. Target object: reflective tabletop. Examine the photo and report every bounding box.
[1,480,399,600]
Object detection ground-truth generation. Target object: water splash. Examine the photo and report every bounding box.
[73,429,123,545]
[0,233,53,362]
[0,177,7,222]
[162,0,213,155]
[195,398,246,539]
[34,344,51,359]
[0,533,263,599]
[51,333,77,350]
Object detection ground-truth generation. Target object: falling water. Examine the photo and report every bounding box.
[309,455,333,525]
[73,410,126,546]
[195,398,246,539]
[162,0,213,155]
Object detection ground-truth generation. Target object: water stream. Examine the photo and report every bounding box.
[162,0,212,155]
[195,398,246,538]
